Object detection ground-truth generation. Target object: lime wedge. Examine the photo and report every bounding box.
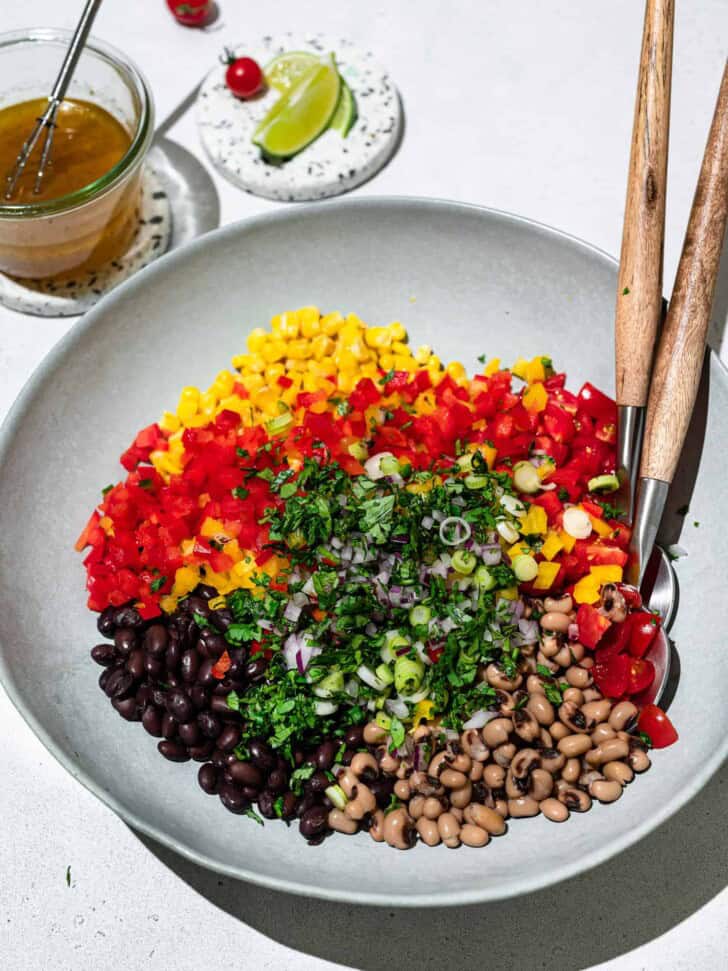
[329,78,357,137]
[264,50,320,93]
[253,54,341,159]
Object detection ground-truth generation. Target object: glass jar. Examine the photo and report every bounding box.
[0,29,154,279]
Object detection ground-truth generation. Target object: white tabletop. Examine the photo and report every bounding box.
[2,2,727,969]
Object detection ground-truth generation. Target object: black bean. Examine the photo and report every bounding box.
[151,688,166,708]
[368,776,395,808]
[185,596,209,618]
[179,722,202,746]
[266,768,288,794]
[144,654,164,681]
[196,657,216,686]
[98,668,112,692]
[158,740,190,763]
[144,624,168,656]
[195,584,219,601]
[257,790,277,819]
[142,706,164,737]
[341,748,355,766]
[112,696,140,720]
[196,629,228,660]
[165,688,193,723]
[126,648,145,681]
[169,619,194,650]
[197,711,222,740]
[211,748,228,768]
[113,605,143,629]
[219,677,245,693]
[344,724,365,748]
[97,606,117,638]
[189,740,216,761]
[180,649,200,683]
[292,746,306,767]
[218,782,250,815]
[244,657,268,683]
[216,725,240,752]
[161,713,178,740]
[166,672,183,689]
[104,668,134,700]
[209,608,233,632]
[188,685,210,711]
[228,760,263,788]
[135,684,154,708]
[249,738,276,771]
[91,643,116,667]
[211,694,240,718]
[314,740,337,770]
[114,628,137,656]
[165,641,181,671]
[227,648,248,678]
[198,763,220,794]
[305,770,330,795]
[296,793,317,817]
[300,805,329,839]
[279,791,297,819]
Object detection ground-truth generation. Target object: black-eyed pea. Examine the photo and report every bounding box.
[382,808,416,849]
[557,733,592,757]
[440,768,468,789]
[540,797,570,822]
[485,663,523,691]
[395,761,409,779]
[450,752,472,774]
[408,794,425,819]
[553,777,571,796]
[558,788,592,812]
[450,807,464,823]
[493,742,517,767]
[427,751,451,778]
[505,772,523,799]
[584,748,603,767]
[482,717,513,748]
[338,768,359,798]
[494,798,509,818]
[603,761,634,785]
[540,728,554,748]
[594,737,630,764]
[561,757,581,783]
[437,812,461,842]
[579,768,604,788]
[553,645,573,668]
[413,724,432,742]
[540,611,571,633]
[582,699,612,724]
[589,779,623,803]
[544,594,573,614]
[460,823,489,847]
[609,700,639,731]
[450,781,473,809]
[550,722,570,741]
[508,796,540,818]
[569,642,585,663]
[563,687,585,706]
[617,730,632,742]
[379,751,400,774]
[628,748,651,773]
[423,796,445,820]
[350,752,379,778]
[467,803,507,835]
[591,724,617,745]
[469,761,484,782]
[460,728,490,762]
[513,709,541,742]
[558,700,591,734]
[363,721,387,744]
[345,782,377,820]
[369,809,385,842]
[539,748,566,774]
[536,650,559,672]
[416,816,441,847]
[527,693,556,726]
[394,779,411,801]
[580,657,595,670]
[483,763,506,789]
[582,688,602,703]
[529,768,554,801]
[328,808,358,834]
[526,674,547,694]
[566,665,592,688]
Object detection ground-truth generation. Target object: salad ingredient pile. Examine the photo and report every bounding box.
[79,306,678,850]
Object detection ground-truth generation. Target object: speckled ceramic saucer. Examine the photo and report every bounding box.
[0,164,171,318]
[196,33,402,202]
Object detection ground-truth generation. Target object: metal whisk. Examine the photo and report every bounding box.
[4,0,104,202]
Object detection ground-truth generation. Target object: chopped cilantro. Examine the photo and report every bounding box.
[638,731,653,749]
[138,478,153,490]
[65,865,71,887]
[101,484,114,496]
[244,807,264,825]
[388,717,406,752]
[233,486,250,500]
[150,575,167,593]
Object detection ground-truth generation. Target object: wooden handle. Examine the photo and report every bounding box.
[615,0,674,406]
[641,61,728,482]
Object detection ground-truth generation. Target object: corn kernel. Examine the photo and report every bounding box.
[388,321,406,341]
[248,354,266,373]
[262,341,286,363]
[446,361,467,382]
[275,312,300,339]
[298,306,320,328]
[246,328,267,353]
[199,390,217,416]
[265,363,286,382]
[364,326,390,349]
[311,334,334,360]
[392,341,411,356]
[159,411,180,433]
[320,311,343,335]
[211,370,235,397]
[286,339,312,361]
[414,345,432,364]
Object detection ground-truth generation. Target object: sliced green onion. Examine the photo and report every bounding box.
[381,632,410,662]
[457,454,473,472]
[512,461,541,494]
[394,656,425,694]
[356,664,389,692]
[587,473,620,494]
[348,441,369,462]
[375,663,394,685]
[500,494,526,517]
[451,550,476,575]
[408,605,432,626]
[266,411,293,434]
[474,565,497,590]
[314,668,344,697]
[314,700,338,716]
[375,711,392,731]
[511,553,539,582]
[464,474,489,490]
[379,455,401,476]
[496,519,520,544]
[325,784,348,810]
[562,506,593,539]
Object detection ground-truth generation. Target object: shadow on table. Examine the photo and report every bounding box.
[135,755,728,971]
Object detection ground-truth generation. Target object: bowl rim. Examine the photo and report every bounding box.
[0,27,155,219]
[1,194,726,906]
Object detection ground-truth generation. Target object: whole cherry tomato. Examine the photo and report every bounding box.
[625,657,655,694]
[592,653,630,698]
[223,52,265,99]
[638,704,679,748]
[166,0,212,27]
[627,611,661,657]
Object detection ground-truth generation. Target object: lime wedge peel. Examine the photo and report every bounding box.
[264,51,320,94]
[254,54,341,159]
[329,78,357,137]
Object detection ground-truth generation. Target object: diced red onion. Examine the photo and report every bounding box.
[517,618,540,643]
[283,601,302,623]
[395,645,409,656]
[295,649,305,675]
[365,622,377,637]
[422,515,434,530]
[462,709,498,730]
[385,697,409,719]
[440,617,457,634]
[479,544,503,566]
[568,622,580,642]
[432,509,445,522]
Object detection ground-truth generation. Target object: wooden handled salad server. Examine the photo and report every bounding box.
[624,59,728,704]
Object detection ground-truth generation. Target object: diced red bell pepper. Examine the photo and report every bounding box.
[584,543,628,567]
[211,650,232,679]
[529,490,563,524]
[593,652,630,697]
[582,498,604,519]
[627,611,661,657]
[637,704,678,748]
[576,603,612,649]
[577,382,617,423]
[542,403,576,443]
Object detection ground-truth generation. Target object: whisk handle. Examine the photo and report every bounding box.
[49,0,105,104]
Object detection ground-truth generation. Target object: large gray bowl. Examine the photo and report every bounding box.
[1,198,726,906]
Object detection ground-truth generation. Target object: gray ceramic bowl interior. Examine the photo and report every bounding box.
[1,198,726,906]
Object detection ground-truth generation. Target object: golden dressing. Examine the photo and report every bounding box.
[0,97,131,204]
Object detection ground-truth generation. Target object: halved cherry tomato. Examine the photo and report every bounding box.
[625,657,655,694]
[576,603,612,649]
[617,583,642,609]
[593,653,630,698]
[595,619,631,658]
[638,704,679,748]
[627,611,660,657]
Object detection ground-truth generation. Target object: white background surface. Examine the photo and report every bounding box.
[1,3,727,969]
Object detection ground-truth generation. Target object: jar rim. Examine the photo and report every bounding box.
[0,28,155,219]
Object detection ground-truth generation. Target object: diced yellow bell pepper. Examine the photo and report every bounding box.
[524,356,546,384]
[541,531,564,561]
[200,517,224,538]
[589,565,623,584]
[533,561,561,590]
[508,542,527,559]
[520,505,548,536]
[559,529,577,553]
[573,574,601,604]
[589,515,614,538]
[172,566,200,597]
[497,586,520,600]
[522,381,548,413]
[484,357,501,377]
[412,699,435,727]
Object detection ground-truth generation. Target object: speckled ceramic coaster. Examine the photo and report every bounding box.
[0,165,172,318]
[196,33,402,202]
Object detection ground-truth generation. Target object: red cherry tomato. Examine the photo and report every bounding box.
[627,611,660,657]
[638,704,679,748]
[595,618,631,659]
[224,55,265,99]
[166,0,212,27]
[592,653,630,698]
[625,657,655,694]
[616,583,642,610]
[576,603,612,649]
